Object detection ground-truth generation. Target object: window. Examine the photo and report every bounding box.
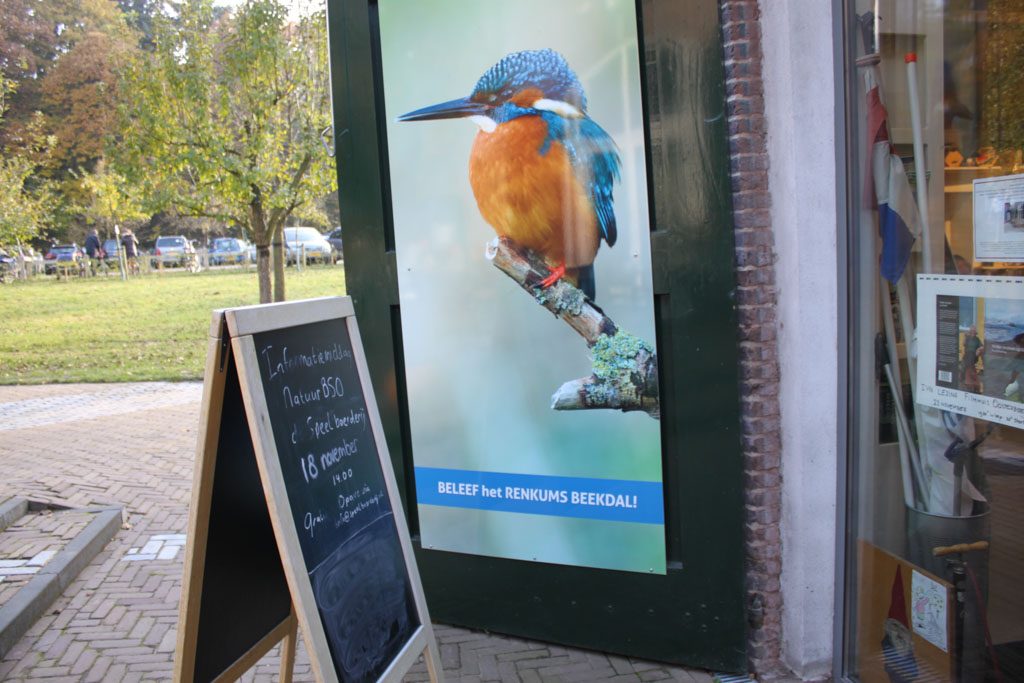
[842,3,1024,681]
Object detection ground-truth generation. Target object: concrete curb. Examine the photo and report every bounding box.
[0,497,28,533]
[0,506,122,659]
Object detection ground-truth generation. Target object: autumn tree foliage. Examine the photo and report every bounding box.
[116,0,336,302]
[0,0,126,141]
[39,32,124,174]
[1,0,133,239]
[0,79,55,245]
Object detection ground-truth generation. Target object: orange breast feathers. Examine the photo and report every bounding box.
[468,115,600,269]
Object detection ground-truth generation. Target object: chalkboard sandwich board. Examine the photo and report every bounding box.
[175,296,442,683]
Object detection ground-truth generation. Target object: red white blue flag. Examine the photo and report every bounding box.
[865,70,919,283]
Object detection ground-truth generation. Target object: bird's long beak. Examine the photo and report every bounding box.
[398,96,489,122]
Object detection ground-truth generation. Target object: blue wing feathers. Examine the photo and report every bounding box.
[539,113,619,247]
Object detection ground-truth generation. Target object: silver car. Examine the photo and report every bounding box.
[153,236,196,267]
[284,227,333,264]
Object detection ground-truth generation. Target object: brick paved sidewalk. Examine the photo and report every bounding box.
[0,506,96,607]
[0,383,716,682]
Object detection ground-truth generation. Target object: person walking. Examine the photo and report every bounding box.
[84,229,103,276]
[121,229,140,275]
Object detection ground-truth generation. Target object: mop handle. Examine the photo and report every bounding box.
[933,541,989,557]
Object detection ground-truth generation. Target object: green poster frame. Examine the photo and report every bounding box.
[326,0,746,671]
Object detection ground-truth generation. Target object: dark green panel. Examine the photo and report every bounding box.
[325,0,413,515]
[327,0,746,671]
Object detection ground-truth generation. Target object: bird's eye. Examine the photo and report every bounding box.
[487,94,497,103]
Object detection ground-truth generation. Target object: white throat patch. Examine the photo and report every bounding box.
[469,115,497,133]
[532,98,583,118]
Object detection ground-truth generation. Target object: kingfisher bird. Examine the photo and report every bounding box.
[398,49,620,301]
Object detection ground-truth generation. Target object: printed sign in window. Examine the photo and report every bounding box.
[917,275,1024,429]
[973,173,1024,262]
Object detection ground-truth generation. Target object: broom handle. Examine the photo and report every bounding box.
[906,53,932,272]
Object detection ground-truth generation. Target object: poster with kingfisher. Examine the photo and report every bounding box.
[378,0,664,574]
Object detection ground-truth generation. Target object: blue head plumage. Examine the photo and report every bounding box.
[397,49,589,124]
[469,49,587,112]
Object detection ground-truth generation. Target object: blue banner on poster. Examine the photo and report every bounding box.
[415,467,664,525]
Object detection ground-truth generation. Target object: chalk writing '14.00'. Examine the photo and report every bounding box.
[332,468,354,487]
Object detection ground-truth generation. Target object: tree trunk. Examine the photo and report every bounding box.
[272,221,286,302]
[257,245,271,303]
[248,202,272,304]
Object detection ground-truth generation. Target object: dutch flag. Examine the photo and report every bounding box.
[865,71,919,283]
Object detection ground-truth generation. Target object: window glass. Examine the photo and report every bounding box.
[844,3,1024,682]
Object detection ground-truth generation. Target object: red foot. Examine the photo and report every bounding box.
[539,262,566,289]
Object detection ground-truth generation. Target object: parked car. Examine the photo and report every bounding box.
[102,239,121,267]
[324,227,343,261]
[284,227,333,264]
[209,237,250,266]
[152,235,197,268]
[44,244,83,275]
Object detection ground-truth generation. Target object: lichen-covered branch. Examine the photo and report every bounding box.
[485,237,660,419]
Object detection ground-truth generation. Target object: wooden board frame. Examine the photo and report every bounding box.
[228,296,442,683]
[175,313,297,683]
[174,317,227,682]
[175,297,442,683]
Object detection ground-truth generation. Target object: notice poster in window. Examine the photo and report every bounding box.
[916,275,1024,429]
[911,570,948,653]
[973,173,1024,262]
[376,0,664,574]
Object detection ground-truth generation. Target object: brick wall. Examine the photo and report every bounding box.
[719,1,786,678]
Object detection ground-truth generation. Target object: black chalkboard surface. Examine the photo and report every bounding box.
[192,358,292,682]
[253,318,418,682]
[175,298,441,683]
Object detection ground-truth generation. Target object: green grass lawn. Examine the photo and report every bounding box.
[0,267,346,384]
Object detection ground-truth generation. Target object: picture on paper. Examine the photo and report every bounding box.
[984,297,1024,403]
[378,0,665,574]
[911,570,948,653]
[1003,201,1024,231]
[973,173,1024,261]
[934,295,1024,403]
[917,275,1024,429]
